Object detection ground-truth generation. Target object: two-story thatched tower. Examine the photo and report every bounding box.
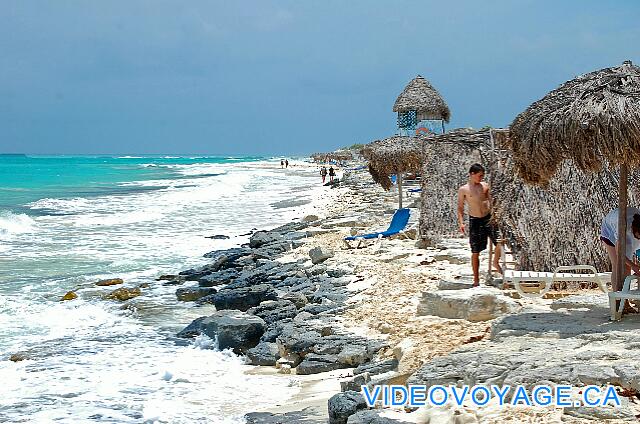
[393,75,450,136]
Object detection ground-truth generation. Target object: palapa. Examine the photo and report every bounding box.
[363,136,423,191]
[310,151,353,163]
[505,60,640,291]
[393,75,451,123]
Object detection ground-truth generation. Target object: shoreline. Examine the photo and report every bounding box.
[171,161,640,424]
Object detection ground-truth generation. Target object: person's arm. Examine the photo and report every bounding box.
[457,187,466,234]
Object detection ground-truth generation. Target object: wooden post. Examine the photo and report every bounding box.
[616,164,628,292]
[398,173,403,209]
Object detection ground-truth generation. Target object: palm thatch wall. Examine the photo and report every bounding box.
[490,152,640,272]
[363,136,424,190]
[393,75,451,122]
[418,128,493,239]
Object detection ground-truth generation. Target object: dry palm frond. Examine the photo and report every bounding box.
[507,61,640,185]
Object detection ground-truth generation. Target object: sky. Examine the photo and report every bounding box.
[1,0,639,155]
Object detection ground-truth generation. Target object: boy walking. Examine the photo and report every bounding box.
[457,163,503,286]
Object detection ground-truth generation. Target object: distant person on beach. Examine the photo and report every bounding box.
[328,166,335,182]
[320,166,328,183]
[457,163,502,287]
[285,159,289,168]
[280,160,284,168]
[600,207,640,278]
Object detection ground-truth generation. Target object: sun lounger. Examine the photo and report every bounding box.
[503,265,609,298]
[344,208,411,248]
[608,275,640,320]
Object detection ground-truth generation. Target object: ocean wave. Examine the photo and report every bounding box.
[28,197,92,213]
[0,211,37,236]
[117,156,144,159]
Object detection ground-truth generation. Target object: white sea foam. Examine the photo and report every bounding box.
[0,159,326,421]
[0,212,37,236]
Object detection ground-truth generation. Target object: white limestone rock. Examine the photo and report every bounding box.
[417,288,522,322]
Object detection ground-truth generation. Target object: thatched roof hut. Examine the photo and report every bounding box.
[506,61,640,185]
[393,75,451,123]
[310,151,353,163]
[418,128,495,239]
[504,60,640,288]
[489,148,640,272]
[363,136,423,191]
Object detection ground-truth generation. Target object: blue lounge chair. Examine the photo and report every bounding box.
[344,208,411,248]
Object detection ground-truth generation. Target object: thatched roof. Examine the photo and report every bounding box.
[310,151,353,163]
[393,75,451,122]
[363,136,423,190]
[506,60,640,185]
[419,127,504,145]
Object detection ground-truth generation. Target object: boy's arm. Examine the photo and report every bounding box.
[457,187,466,234]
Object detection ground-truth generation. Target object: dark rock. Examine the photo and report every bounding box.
[179,262,224,281]
[328,391,367,424]
[354,359,398,376]
[309,288,348,304]
[246,342,280,366]
[201,284,278,311]
[340,373,371,392]
[309,246,334,264]
[203,247,250,262]
[271,221,310,235]
[306,264,327,277]
[260,319,293,342]
[276,323,322,355]
[296,354,345,375]
[250,231,284,248]
[176,310,265,354]
[284,231,308,241]
[162,279,185,286]
[252,241,293,259]
[156,274,181,281]
[176,287,218,302]
[303,303,336,315]
[247,300,298,325]
[197,268,240,287]
[206,234,230,239]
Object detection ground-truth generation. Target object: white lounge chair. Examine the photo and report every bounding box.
[608,275,640,320]
[503,265,610,298]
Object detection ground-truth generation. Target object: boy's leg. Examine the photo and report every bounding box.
[493,242,503,275]
[472,252,480,286]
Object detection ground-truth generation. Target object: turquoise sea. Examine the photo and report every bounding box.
[0,155,321,423]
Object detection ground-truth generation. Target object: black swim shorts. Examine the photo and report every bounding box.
[469,214,498,253]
